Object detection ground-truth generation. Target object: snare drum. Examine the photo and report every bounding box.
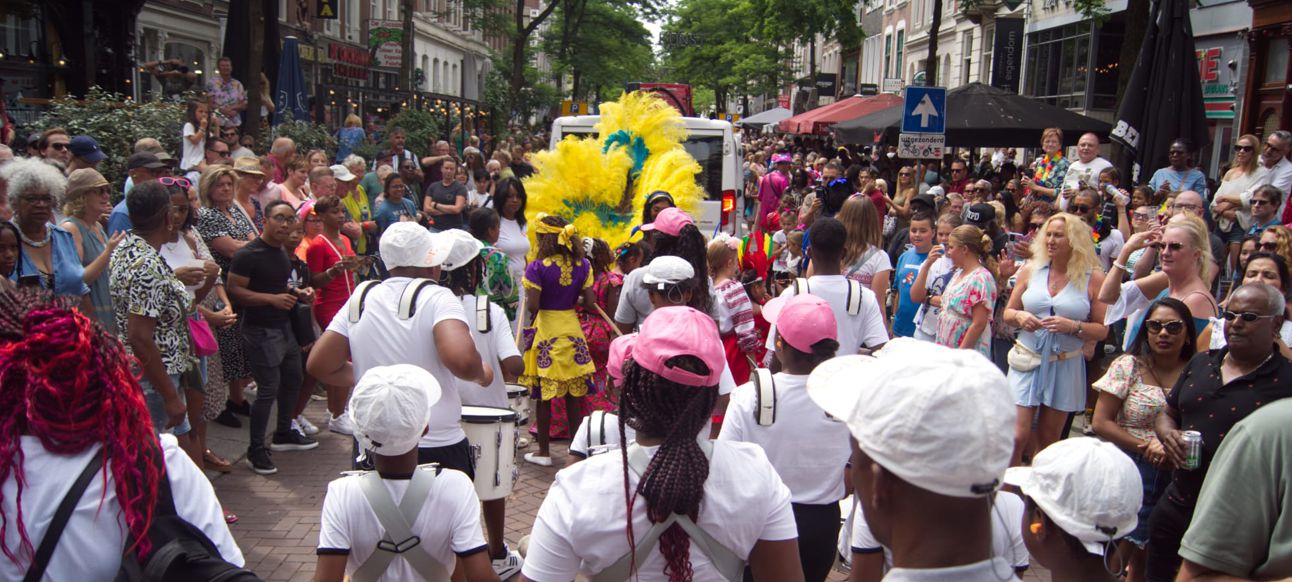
[460,406,519,501]
[506,383,530,424]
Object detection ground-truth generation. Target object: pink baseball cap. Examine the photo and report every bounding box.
[639,207,694,237]
[297,199,317,220]
[763,294,837,352]
[633,306,724,387]
[607,333,638,383]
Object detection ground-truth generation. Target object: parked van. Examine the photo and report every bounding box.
[549,116,743,236]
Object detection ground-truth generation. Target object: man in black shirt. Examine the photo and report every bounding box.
[424,158,468,231]
[228,200,319,474]
[1147,283,1292,582]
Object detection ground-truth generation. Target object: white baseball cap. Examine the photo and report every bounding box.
[330,163,357,182]
[1004,437,1142,555]
[641,255,694,289]
[806,339,1014,498]
[438,229,484,272]
[380,222,451,269]
[348,365,442,460]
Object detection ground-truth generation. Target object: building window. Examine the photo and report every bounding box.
[432,57,440,91]
[883,34,893,79]
[346,0,360,41]
[895,29,904,81]
[1263,37,1289,85]
[961,30,972,85]
[981,26,994,82]
[1024,21,1095,110]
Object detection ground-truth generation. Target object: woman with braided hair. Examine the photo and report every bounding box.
[520,306,804,582]
[0,288,242,579]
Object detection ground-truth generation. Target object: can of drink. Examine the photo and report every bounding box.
[1182,431,1203,470]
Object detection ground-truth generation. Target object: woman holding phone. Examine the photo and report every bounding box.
[306,194,363,435]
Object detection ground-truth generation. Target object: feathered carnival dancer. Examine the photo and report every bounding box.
[522,92,706,250]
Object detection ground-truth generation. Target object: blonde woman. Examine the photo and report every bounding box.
[1100,213,1217,344]
[935,225,998,359]
[885,164,920,221]
[336,113,367,163]
[1003,212,1108,465]
[836,195,892,326]
[61,169,125,334]
[1210,134,1265,272]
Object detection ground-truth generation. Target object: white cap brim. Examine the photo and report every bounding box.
[805,354,876,422]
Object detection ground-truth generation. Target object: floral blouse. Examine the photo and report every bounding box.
[478,243,518,320]
[109,233,192,375]
[935,267,997,358]
[1093,354,1169,442]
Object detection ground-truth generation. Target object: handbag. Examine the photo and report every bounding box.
[188,314,218,357]
[290,302,317,347]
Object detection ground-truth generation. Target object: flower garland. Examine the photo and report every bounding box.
[1034,152,1065,185]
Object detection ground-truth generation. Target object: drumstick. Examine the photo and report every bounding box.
[514,289,528,346]
[594,303,623,337]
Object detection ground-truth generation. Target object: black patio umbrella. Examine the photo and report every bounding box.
[1110,0,1208,185]
[830,82,1112,147]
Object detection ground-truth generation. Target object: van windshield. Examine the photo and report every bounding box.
[554,127,722,201]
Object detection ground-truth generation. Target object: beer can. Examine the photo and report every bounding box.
[1182,431,1203,470]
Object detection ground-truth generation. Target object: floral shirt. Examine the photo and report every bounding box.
[935,267,997,358]
[206,75,247,127]
[1093,354,1168,442]
[478,243,518,319]
[109,233,192,375]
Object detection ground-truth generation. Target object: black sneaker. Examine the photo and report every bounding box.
[270,430,319,452]
[213,407,242,428]
[247,447,277,475]
[229,399,252,417]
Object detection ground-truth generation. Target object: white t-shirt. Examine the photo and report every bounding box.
[317,467,487,580]
[843,247,894,287]
[1060,157,1113,200]
[772,231,789,273]
[181,122,205,170]
[914,256,955,336]
[0,435,243,580]
[521,441,799,581]
[1097,228,1126,273]
[495,218,530,285]
[326,278,472,448]
[850,491,1029,573]
[614,267,722,328]
[717,373,850,505]
[764,275,889,358]
[456,295,522,409]
[467,190,491,209]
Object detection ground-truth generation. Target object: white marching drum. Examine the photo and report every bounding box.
[460,406,519,501]
[506,383,530,424]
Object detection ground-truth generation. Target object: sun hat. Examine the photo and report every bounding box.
[965,203,996,228]
[232,157,265,176]
[806,338,1014,498]
[640,255,694,289]
[639,207,694,237]
[330,163,357,182]
[632,306,724,387]
[607,333,638,383]
[127,152,166,171]
[68,136,106,162]
[380,222,451,269]
[348,365,442,460]
[439,228,484,272]
[763,294,837,352]
[65,168,110,199]
[1004,437,1142,555]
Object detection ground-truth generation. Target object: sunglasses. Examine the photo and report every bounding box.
[1252,198,1273,207]
[969,187,988,193]
[1234,145,1255,153]
[899,172,912,177]
[1133,213,1155,221]
[1221,310,1278,323]
[158,176,192,189]
[1150,242,1185,252]
[49,143,69,151]
[951,168,966,174]
[1259,241,1280,252]
[1145,319,1185,335]
[1070,204,1093,213]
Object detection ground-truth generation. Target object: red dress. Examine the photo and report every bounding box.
[305,234,355,328]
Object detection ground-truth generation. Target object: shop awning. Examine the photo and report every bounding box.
[777,94,904,135]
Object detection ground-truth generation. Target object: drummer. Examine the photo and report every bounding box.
[306,223,521,579]
[439,228,525,572]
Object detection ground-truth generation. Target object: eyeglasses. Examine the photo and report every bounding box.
[1259,241,1280,252]
[268,214,299,224]
[1171,203,1202,212]
[1145,320,1185,335]
[1234,145,1255,153]
[49,143,69,151]
[1150,242,1185,252]
[19,193,54,205]
[158,176,192,189]
[1133,212,1155,221]
[1221,310,1279,323]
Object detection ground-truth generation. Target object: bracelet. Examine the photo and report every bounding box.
[1111,262,1128,272]
[1074,322,1084,338]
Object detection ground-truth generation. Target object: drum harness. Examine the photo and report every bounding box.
[351,464,452,582]
[348,278,492,333]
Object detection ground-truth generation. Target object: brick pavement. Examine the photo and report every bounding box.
[206,399,1049,582]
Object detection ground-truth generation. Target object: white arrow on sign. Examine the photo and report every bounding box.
[912,94,940,128]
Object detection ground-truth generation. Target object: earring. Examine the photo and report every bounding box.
[1029,522,1042,535]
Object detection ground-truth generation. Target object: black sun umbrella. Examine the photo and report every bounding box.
[1110,0,1208,185]
[830,83,1111,147]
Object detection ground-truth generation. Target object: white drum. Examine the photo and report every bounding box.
[506,383,530,424]
[461,406,519,501]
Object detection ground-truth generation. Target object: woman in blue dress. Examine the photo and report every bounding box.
[1002,212,1108,466]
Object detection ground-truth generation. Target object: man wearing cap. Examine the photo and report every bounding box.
[108,152,167,235]
[1147,284,1292,582]
[333,164,374,254]
[315,365,498,582]
[718,294,848,582]
[806,339,1018,581]
[66,135,106,175]
[964,202,1008,261]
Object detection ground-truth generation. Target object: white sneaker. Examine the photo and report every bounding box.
[296,415,320,435]
[491,546,523,580]
[328,413,354,435]
[523,452,552,467]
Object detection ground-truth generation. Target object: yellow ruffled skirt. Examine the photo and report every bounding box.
[521,309,596,401]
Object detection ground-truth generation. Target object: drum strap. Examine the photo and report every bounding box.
[587,410,609,449]
[398,278,438,320]
[590,441,744,582]
[353,465,451,582]
[475,294,492,333]
[752,369,776,427]
[347,281,382,323]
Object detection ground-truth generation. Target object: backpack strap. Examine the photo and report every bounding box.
[752,369,777,427]
[475,295,492,334]
[22,453,104,582]
[844,280,863,316]
[352,465,450,582]
[792,277,809,296]
[348,280,382,323]
[587,410,609,450]
[397,278,439,320]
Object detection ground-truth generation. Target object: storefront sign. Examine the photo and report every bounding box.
[991,17,1025,94]
[1195,46,1236,120]
[329,43,370,81]
[778,95,790,109]
[317,0,338,19]
[367,20,403,69]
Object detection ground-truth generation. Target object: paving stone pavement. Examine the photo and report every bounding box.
[206,399,1049,582]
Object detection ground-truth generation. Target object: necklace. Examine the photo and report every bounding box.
[19,224,50,248]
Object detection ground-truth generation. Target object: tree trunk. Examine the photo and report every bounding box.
[246,0,265,142]
[926,0,942,86]
[572,69,582,100]
[508,0,560,119]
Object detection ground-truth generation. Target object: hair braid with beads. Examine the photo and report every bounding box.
[0,291,164,564]
[617,356,718,581]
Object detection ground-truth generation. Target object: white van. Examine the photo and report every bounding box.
[549,116,743,236]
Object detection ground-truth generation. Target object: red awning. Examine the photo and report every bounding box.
[777,94,905,135]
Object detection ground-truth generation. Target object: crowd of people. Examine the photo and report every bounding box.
[0,88,1291,582]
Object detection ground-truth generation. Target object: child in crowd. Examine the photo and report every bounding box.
[892,212,936,338]
[0,222,19,282]
[771,208,796,283]
[910,214,962,342]
[785,230,805,281]
[710,234,760,384]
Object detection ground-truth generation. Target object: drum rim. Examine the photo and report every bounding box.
[461,405,519,423]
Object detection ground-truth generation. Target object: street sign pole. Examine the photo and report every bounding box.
[899,86,947,160]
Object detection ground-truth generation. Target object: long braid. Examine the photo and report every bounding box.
[0,294,163,563]
[618,357,718,581]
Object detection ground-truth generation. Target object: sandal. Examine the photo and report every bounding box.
[223,509,239,524]
[204,450,233,473]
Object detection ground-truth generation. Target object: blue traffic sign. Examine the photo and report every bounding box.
[902,86,946,134]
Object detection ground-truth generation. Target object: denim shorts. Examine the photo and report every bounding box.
[141,374,192,436]
[1127,451,1170,546]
